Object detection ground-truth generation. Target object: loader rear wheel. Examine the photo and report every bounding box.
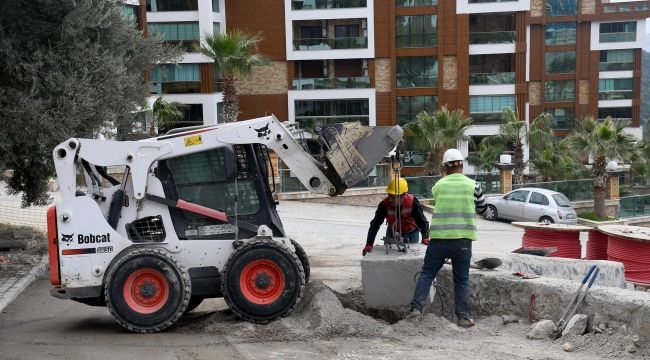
[105,248,191,333]
[221,239,304,323]
[291,238,310,284]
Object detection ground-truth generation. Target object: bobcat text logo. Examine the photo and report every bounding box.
[78,233,111,244]
[60,233,74,245]
[254,123,271,138]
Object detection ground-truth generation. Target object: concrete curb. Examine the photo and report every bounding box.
[0,254,49,314]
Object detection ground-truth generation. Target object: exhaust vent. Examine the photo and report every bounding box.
[126,216,166,242]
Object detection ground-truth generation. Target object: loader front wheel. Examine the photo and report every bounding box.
[222,239,304,323]
[105,248,191,333]
[291,238,310,284]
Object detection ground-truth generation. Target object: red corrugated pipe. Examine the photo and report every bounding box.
[586,230,608,260]
[608,235,650,284]
[522,229,581,259]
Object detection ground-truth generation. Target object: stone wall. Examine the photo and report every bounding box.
[529,82,541,105]
[443,56,457,91]
[572,199,619,218]
[530,0,544,16]
[235,61,288,95]
[579,80,590,104]
[374,58,391,92]
[582,0,596,14]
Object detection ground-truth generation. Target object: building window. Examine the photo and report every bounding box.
[294,99,370,129]
[546,0,577,16]
[544,80,575,102]
[396,57,438,88]
[122,6,139,28]
[546,22,576,45]
[148,23,200,52]
[292,0,367,10]
[600,49,634,71]
[546,108,575,129]
[213,23,220,34]
[396,0,437,6]
[396,15,438,48]
[598,107,632,120]
[301,26,322,39]
[468,0,517,3]
[146,0,198,11]
[470,96,515,125]
[212,0,219,12]
[160,104,204,132]
[150,64,201,94]
[396,96,438,126]
[600,22,637,43]
[545,51,576,74]
[598,78,633,100]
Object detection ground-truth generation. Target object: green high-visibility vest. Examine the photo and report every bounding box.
[429,173,478,240]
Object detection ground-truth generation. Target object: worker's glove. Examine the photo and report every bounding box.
[422,238,430,245]
[362,245,373,256]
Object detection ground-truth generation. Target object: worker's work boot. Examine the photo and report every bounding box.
[457,317,475,328]
[405,309,422,320]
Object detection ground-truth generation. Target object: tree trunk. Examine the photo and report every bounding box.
[222,75,239,123]
[513,142,524,185]
[592,155,608,220]
[425,150,438,176]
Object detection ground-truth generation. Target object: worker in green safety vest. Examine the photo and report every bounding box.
[405,148,488,328]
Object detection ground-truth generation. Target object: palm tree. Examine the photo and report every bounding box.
[197,30,271,123]
[529,146,563,182]
[151,95,188,135]
[467,142,504,193]
[562,116,639,220]
[485,107,556,185]
[405,105,473,176]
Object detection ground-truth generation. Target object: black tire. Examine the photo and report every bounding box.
[485,205,498,221]
[105,248,191,333]
[291,238,310,284]
[183,297,204,314]
[221,239,305,324]
[539,216,554,225]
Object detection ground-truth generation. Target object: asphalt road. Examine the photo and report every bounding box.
[0,201,586,359]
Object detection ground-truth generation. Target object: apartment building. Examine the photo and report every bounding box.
[128,0,649,174]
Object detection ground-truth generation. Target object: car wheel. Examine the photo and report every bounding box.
[539,216,554,225]
[485,205,498,221]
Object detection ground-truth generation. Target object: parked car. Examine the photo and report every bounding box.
[485,188,578,225]
[404,151,426,166]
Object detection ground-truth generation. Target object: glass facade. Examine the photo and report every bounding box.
[122,6,138,27]
[546,0,577,16]
[396,96,438,126]
[396,15,438,48]
[598,78,633,100]
[468,31,516,44]
[148,23,200,51]
[396,56,438,88]
[598,107,632,120]
[600,22,637,43]
[545,51,576,74]
[294,99,370,129]
[544,80,575,102]
[546,22,576,45]
[160,104,204,132]
[150,64,201,94]
[469,96,515,125]
[292,0,367,10]
[546,108,576,129]
[147,0,198,11]
[396,0,437,5]
[292,77,371,90]
[600,49,634,71]
[468,0,517,3]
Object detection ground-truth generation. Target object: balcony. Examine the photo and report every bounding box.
[469,72,515,85]
[292,77,370,90]
[598,91,633,100]
[296,116,369,130]
[469,113,504,125]
[293,37,368,50]
[469,31,516,45]
[599,62,634,71]
[553,119,576,130]
[151,82,201,94]
[292,0,367,10]
[600,32,636,43]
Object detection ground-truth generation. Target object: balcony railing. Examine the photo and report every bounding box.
[292,77,370,90]
[598,91,633,100]
[600,33,636,43]
[147,0,198,11]
[397,75,438,88]
[279,163,388,193]
[599,62,634,71]
[469,31,516,45]
[293,37,368,50]
[295,116,370,130]
[291,0,367,10]
[553,119,577,130]
[151,82,201,95]
[469,72,515,85]
[469,113,504,125]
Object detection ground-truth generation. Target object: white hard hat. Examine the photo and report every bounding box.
[442,148,464,166]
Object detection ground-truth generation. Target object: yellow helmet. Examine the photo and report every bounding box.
[386,177,408,195]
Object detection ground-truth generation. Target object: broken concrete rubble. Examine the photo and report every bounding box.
[528,320,555,339]
[562,314,588,337]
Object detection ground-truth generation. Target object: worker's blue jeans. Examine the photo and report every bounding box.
[410,238,473,320]
[386,228,420,243]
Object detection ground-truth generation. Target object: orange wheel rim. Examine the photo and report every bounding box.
[239,259,285,305]
[123,268,169,314]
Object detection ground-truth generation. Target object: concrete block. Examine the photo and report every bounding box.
[528,320,555,339]
[472,251,626,289]
[562,314,588,337]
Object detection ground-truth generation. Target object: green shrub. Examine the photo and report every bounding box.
[578,212,599,221]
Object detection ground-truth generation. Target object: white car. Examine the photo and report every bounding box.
[485,188,578,225]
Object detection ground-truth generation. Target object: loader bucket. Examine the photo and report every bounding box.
[314,123,403,195]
